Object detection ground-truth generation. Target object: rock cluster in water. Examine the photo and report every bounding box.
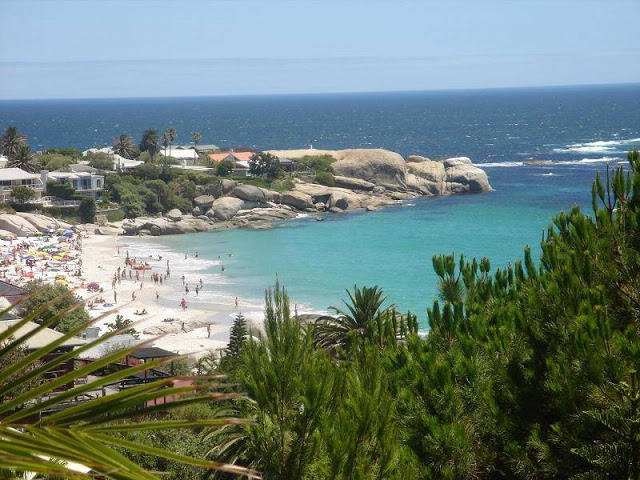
[95,148,492,236]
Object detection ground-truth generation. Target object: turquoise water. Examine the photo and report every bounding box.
[150,163,594,321]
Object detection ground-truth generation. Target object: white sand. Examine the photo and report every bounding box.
[79,234,265,359]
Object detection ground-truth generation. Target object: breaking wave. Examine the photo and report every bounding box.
[553,137,640,154]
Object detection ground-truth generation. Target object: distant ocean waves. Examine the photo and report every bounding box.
[478,135,639,169]
[552,137,640,155]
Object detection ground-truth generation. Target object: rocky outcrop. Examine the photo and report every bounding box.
[333,175,375,191]
[206,197,245,221]
[193,195,215,209]
[0,214,40,236]
[165,209,183,221]
[281,191,315,210]
[16,213,72,232]
[406,156,491,195]
[121,216,214,236]
[332,149,407,188]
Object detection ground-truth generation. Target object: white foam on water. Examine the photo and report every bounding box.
[557,156,621,165]
[553,137,640,155]
[478,161,523,168]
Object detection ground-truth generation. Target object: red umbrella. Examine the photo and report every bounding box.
[87,282,100,292]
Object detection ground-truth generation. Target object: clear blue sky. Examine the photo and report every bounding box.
[1,0,638,99]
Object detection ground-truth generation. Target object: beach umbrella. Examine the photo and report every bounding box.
[57,236,67,242]
[87,282,100,292]
[63,230,74,237]
[23,272,34,278]
[25,255,35,260]
[55,279,68,286]
[52,256,63,261]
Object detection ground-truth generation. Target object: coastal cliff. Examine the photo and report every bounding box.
[99,149,491,236]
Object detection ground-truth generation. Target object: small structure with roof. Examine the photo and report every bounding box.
[0,319,85,389]
[0,168,45,202]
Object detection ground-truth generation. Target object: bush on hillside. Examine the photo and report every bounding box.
[315,171,335,186]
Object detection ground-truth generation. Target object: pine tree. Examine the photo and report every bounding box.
[225,313,248,358]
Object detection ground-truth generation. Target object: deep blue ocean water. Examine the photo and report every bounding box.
[2,84,639,320]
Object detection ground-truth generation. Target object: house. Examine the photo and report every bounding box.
[0,168,45,202]
[175,144,220,154]
[0,280,27,304]
[42,165,105,198]
[208,152,255,177]
[160,148,198,164]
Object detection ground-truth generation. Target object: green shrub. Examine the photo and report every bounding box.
[105,209,125,222]
[296,154,335,173]
[79,197,96,223]
[46,181,77,200]
[315,171,335,186]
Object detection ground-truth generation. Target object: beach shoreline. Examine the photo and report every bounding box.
[79,233,266,359]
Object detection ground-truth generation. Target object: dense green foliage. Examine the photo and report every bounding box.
[21,283,91,333]
[0,126,27,159]
[46,180,78,200]
[39,153,75,170]
[296,154,335,174]
[7,145,39,172]
[86,151,115,170]
[79,197,97,223]
[42,147,83,159]
[10,186,37,204]
[216,158,235,177]
[315,171,336,186]
[249,152,282,180]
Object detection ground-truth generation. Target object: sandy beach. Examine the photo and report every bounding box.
[78,234,265,359]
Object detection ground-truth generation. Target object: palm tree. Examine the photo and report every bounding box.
[162,131,171,159]
[0,295,256,479]
[7,145,40,172]
[139,129,158,161]
[1,126,27,160]
[165,127,177,158]
[314,285,390,352]
[192,132,202,149]
[112,134,136,159]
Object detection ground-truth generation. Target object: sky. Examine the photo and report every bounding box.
[0,0,639,99]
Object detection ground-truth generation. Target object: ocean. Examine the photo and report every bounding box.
[2,84,639,320]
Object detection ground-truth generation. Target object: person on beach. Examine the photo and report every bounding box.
[235,297,239,309]
[195,251,198,258]
[180,298,187,311]
[114,291,117,303]
[207,324,211,338]
[156,291,159,301]
[185,284,189,294]
[181,274,185,285]
[131,291,136,301]
[195,285,199,296]
[221,265,225,272]
[199,278,203,287]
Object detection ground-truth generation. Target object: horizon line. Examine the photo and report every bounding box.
[1,81,639,103]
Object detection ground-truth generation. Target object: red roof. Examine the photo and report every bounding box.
[208,152,255,163]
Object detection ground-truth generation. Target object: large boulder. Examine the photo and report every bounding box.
[193,195,215,209]
[333,175,375,191]
[206,197,245,221]
[406,160,446,195]
[405,156,491,194]
[209,179,238,198]
[328,192,361,211]
[332,149,407,188]
[16,212,69,232]
[230,184,267,202]
[165,209,183,221]
[446,163,492,193]
[0,214,39,236]
[281,191,315,210]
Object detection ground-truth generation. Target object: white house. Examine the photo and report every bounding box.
[0,168,44,202]
[42,165,105,198]
[160,148,198,164]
